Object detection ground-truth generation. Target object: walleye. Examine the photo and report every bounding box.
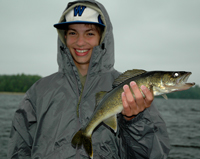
[71,69,195,158]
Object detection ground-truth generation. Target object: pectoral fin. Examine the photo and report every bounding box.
[153,86,168,100]
[103,115,118,133]
[162,94,168,100]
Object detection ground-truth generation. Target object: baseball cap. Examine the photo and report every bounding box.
[54,5,105,30]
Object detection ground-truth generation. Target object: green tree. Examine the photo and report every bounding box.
[0,74,42,92]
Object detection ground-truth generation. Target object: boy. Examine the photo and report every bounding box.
[8,0,170,158]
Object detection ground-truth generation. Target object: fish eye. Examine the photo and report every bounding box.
[173,72,179,77]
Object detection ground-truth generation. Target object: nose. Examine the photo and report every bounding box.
[76,35,85,46]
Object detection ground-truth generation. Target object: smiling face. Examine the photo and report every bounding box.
[65,24,101,70]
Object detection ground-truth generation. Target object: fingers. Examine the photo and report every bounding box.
[121,82,139,118]
[121,92,127,115]
[121,91,134,117]
[141,85,154,107]
[130,82,145,111]
[121,81,154,120]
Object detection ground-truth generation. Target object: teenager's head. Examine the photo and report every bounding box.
[54,3,106,45]
[54,3,106,70]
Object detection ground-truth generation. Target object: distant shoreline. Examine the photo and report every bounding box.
[0,92,25,95]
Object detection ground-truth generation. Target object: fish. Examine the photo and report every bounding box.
[71,69,195,158]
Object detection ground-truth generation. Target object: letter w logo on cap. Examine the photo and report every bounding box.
[74,6,86,16]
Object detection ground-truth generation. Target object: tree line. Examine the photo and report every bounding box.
[0,74,42,93]
[0,74,200,99]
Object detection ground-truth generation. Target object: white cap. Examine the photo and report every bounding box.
[54,5,105,30]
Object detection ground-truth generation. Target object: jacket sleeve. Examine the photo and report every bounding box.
[118,102,170,159]
[7,94,37,159]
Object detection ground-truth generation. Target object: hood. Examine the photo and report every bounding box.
[55,0,115,77]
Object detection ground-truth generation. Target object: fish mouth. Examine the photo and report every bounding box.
[176,72,195,90]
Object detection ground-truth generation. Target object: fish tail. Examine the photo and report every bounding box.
[71,129,93,158]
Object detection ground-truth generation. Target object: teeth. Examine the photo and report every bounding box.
[76,49,88,53]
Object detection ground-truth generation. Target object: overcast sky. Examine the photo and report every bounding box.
[0,0,199,85]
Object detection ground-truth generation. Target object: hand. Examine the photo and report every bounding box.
[121,81,154,121]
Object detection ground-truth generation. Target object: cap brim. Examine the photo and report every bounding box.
[54,21,105,30]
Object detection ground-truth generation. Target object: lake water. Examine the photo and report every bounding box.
[0,94,200,159]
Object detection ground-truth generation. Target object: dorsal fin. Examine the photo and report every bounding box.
[95,91,107,106]
[113,69,147,88]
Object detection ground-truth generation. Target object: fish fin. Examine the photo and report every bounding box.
[152,85,167,99]
[113,69,147,88]
[162,94,168,100]
[71,129,93,158]
[95,91,107,106]
[103,115,118,133]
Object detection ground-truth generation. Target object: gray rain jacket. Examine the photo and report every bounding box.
[8,0,170,158]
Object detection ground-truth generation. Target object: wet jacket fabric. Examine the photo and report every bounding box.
[7,0,170,158]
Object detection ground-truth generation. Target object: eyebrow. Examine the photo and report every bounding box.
[67,28,96,32]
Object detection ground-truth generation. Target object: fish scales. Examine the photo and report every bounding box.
[85,87,123,136]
